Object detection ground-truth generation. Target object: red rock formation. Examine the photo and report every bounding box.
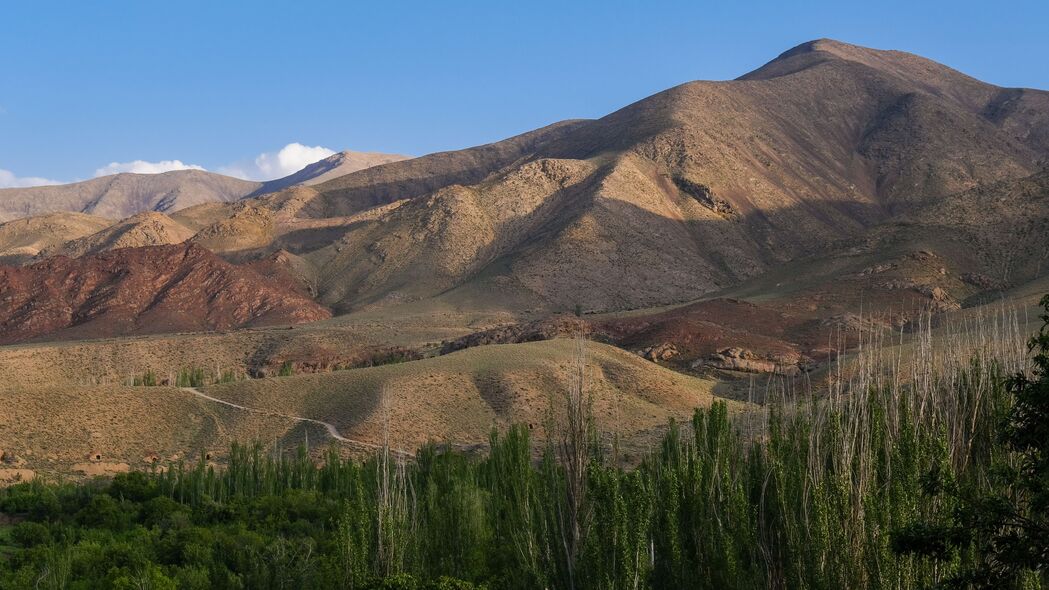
[0,243,330,344]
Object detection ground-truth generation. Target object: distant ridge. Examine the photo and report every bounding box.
[254,150,411,194]
[0,150,407,222]
[0,169,260,223]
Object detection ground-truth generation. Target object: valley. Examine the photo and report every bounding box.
[1,38,1048,480]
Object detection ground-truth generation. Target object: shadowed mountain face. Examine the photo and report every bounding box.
[4,39,1049,342]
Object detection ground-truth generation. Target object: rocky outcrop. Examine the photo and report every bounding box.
[439,315,591,354]
[914,284,961,312]
[636,343,679,362]
[691,347,808,376]
[820,313,891,332]
[878,278,961,312]
[672,177,737,216]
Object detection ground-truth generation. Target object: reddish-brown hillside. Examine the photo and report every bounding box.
[0,243,330,344]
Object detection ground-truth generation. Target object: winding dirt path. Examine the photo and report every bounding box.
[181,387,413,457]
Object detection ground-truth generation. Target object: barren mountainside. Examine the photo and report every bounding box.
[4,40,1049,485]
[41,211,197,259]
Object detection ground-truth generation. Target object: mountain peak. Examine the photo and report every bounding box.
[741,38,911,80]
[775,38,861,59]
[738,38,996,111]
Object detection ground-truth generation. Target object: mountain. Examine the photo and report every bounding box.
[0,243,330,344]
[0,150,409,223]
[280,38,1048,313]
[6,39,1049,477]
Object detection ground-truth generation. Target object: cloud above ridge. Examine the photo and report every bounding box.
[4,142,338,188]
[94,159,205,177]
[219,143,336,181]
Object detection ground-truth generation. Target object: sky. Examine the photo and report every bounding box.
[2,0,1048,186]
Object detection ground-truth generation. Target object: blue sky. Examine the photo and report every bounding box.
[2,0,1047,185]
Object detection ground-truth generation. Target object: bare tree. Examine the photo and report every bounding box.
[552,333,596,590]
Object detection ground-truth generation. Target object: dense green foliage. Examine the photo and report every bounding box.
[894,296,1049,587]
[125,367,245,388]
[2,306,1046,588]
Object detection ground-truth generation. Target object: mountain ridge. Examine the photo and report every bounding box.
[0,149,409,222]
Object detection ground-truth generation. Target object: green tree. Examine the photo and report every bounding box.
[894,295,1049,587]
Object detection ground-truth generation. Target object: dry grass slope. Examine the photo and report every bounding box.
[200,339,727,455]
[0,340,732,473]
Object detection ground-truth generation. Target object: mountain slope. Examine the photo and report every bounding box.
[202,339,725,452]
[261,121,590,219]
[0,212,113,265]
[42,211,196,259]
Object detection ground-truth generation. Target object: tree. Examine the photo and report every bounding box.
[550,334,596,590]
[893,294,1049,587]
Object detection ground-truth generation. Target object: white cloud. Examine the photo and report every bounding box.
[94,159,205,177]
[0,168,62,188]
[2,143,338,189]
[219,143,336,181]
